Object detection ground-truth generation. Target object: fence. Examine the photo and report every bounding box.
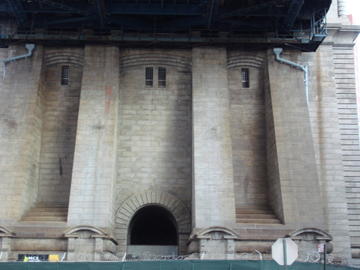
[0,260,358,270]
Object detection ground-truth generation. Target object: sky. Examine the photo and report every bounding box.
[346,0,360,118]
[347,0,360,24]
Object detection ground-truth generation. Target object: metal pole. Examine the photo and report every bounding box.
[323,243,326,270]
[283,238,288,270]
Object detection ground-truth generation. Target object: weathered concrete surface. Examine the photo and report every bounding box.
[67,46,119,228]
[37,48,83,205]
[0,9,359,261]
[115,49,192,209]
[227,51,269,209]
[192,47,236,228]
[266,49,325,229]
[0,45,43,223]
[307,45,352,260]
[114,49,193,255]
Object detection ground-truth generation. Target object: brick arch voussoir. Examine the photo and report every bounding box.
[114,190,191,241]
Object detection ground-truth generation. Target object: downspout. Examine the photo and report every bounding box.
[273,48,309,105]
[2,43,36,79]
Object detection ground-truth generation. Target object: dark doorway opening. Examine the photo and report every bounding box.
[129,205,177,245]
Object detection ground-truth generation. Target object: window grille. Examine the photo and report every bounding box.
[158,67,166,87]
[61,65,69,85]
[145,67,153,87]
[241,68,250,88]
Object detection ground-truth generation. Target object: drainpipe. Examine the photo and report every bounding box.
[2,43,36,79]
[273,48,309,105]
[254,249,263,260]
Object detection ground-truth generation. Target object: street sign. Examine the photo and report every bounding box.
[272,238,298,266]
[317,243,325,253]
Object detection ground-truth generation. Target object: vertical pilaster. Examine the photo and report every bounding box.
[307,45,352,260]
[68,45,119,228]
[192,47,236,229]
[0,45,43,223]
[267,50,325,229]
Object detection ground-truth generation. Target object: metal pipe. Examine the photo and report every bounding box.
[2,43,35,78]
[254,249,263,260]
[122,252,127,262]
[273,48,309,105]
[61,252,66,262]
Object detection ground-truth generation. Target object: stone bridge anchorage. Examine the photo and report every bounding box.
[0,0,359,266]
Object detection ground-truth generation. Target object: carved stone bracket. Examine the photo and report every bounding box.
[189,227,239,260]
[64,226,118,261]
[288,227,333,259]
[0,226,14,262]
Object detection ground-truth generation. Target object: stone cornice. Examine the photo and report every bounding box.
[322,23,360,46]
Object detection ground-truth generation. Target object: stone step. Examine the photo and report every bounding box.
[236,218,281,224]
[22,216,67,222]
[235,207,281,224]
[236,213,278,219]
[27,208,68,213]
[13,225,67,236]
[33,204,68,208]
[36,203,68,207]
[21,204,68,222]
[24,211,67,217]
[236,208,273,214]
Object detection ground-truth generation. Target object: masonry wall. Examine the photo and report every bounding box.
[227,51,269,209]
[333,45,360,252]
[267,49,326,229]
[0,45,43,222]
[192,47,236,228]
[0,43,359,262]
[68,45,119,228]
[264,63,284,222]
[306,44,352,259]
[116,49,193,212]
[37,48,83,205]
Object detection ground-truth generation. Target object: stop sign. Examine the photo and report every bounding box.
[272,238,298,265]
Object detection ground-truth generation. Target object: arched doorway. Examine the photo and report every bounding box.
[127,205,178,258]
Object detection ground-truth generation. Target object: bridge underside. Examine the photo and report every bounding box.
[0,0,331,51]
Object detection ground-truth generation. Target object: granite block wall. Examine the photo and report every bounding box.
[37,48,83,205]
[333,45,360,252]
[68,45,119,228]
[306,44,352,259]
[264,62,284,222]
[192,47,236,228]
[227,51,270,209]
[0,45,43,222]
[0,39,359,263]
[266,49,325,229]
[116,49,193,209]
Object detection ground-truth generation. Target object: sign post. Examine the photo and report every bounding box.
[272,238,298,266]
[283,238,288,270]
[318,243,327,270]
